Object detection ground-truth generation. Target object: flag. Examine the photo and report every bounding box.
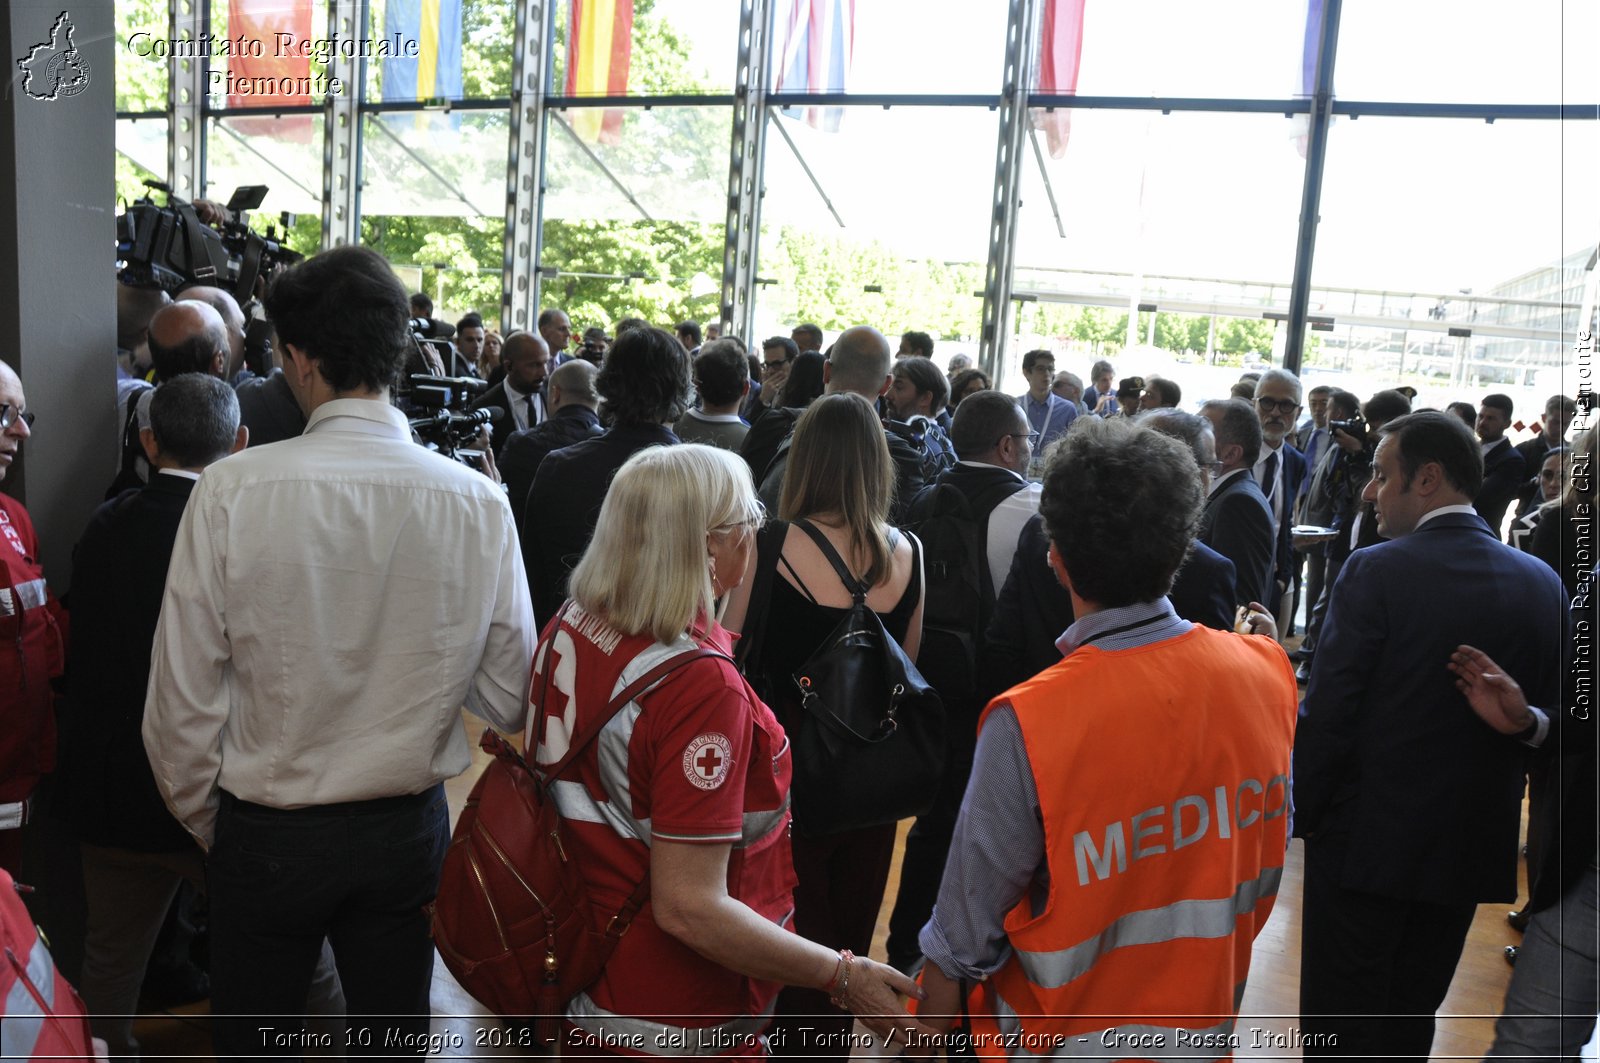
[228,0,313,141]
[1294,0,1324,157]
[566,0,634,144]
[773,0,854,132]
[1031,0,1085,158]
[383,0,464,104]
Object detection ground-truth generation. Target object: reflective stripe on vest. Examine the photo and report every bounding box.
[544,633,789,851]
[1013,865,1283,989]
[3,935,59,1059]
[0,578,47,618]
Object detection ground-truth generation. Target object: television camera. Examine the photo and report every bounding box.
[398,372,500,465]
[116,181,302,305]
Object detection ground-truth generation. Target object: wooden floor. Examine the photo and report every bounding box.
[136,711,1528,1061]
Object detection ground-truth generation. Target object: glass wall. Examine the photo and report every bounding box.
[109,0,1598,383]
[756,105,999,354]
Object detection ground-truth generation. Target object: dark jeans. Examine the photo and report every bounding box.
[207,786,449,1062]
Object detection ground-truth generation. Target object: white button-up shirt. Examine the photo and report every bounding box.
[143,398,535,847]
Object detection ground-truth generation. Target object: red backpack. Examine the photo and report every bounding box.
[2,870,96,1061]
[430,643,725,1039]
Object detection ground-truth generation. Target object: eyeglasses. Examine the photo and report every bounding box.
[763,359,791,372]
[1200,460,1226,473]
[0,404,34,431]
[997,431,1034,449]
[711,500,768,534]
[1255,397,1301,415]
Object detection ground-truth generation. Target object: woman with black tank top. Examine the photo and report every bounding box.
[724,393,925,1059]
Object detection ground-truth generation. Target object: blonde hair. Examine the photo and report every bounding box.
[569,444,763,643]
[778,392,893,586]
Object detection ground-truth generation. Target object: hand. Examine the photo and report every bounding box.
[1236,601,1278,641]
[1333,427,1364,454]
[475,438,502,486]
[899,962,962,1058]
[1448,645,1535,735]
[838,956,942,1052]
[192,198,228,226]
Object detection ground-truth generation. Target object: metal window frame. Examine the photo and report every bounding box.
[504,0,550,334]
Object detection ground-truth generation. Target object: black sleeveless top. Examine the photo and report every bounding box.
[750,527,923,712]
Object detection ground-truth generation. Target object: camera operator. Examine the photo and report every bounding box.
[1295,388,1412,680]
[143,246,534,1054]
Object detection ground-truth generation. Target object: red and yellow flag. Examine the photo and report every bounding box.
[565,0,634,143]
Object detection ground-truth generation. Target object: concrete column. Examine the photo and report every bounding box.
[0,2,116,587]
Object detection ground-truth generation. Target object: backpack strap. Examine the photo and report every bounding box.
[539,640,732,782]
[793,519,870,603]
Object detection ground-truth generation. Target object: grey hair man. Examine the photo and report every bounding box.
[1198,398,1275,610]
[501,358,604,539]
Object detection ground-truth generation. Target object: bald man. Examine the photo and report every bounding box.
[178,286,248,379]
[111,302,231,495]
[500,359,604,540]
[471,330,553,455]
[756,324,927,522]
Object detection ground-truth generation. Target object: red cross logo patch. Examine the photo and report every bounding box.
[682,733,734,791]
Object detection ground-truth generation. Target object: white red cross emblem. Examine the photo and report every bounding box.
[682,732,734,791]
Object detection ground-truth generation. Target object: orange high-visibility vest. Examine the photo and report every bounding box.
[966,625,1296,1060]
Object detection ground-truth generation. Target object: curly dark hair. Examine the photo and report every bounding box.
[595,325,690,427]
[264,246,410,394]
[1038,417,1202,608]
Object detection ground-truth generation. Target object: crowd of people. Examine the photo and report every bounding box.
[0,241,1591,1061]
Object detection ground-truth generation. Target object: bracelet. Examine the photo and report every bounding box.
[824,949,855,1008]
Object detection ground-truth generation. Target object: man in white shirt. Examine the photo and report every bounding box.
[143,245,535,1056]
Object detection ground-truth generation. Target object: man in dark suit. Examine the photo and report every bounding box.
[471,331,552,457]
[57,375,247,1056]
[1294,411,1566,1058]
[1512,393,1576,517]
[1473,392,1526,536]
[524,326,687,621]
[1253,369,1310,634]
[1198,398,1275,609]
[501,359,603,538]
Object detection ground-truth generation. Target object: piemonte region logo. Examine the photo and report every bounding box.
[17,11,92,101]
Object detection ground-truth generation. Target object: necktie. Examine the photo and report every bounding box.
[1261,449,1279,502]
[526,393,536,428]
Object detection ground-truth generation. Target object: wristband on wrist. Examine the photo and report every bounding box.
[824,949,855,1007]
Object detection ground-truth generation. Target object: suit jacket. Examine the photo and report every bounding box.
[57,474,198,852]
[472,379,549,457]
[1262,442,1308,588]
[982,512,1238,698]
[524,423,678,623]
[1294,511,1567,904]
[1197,469,1275,609]
[1474,437,1526,536]
[502,405,604,538]
[234,369,307,447]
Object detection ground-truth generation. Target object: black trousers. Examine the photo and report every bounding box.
[1299,832,1478,1060]
[207,786,449,1062]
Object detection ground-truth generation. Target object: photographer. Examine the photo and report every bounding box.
[1296,388,1412,679]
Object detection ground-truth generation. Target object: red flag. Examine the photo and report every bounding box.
[227,0,313,142]
[1032,0,1086,158]
[566,0,635,144]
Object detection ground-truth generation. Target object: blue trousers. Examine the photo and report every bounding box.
[207,786,449,1061]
